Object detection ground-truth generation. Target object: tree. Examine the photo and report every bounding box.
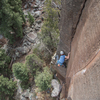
[0,49,11,77]
[35,67,53,91]
[12,62,29,89]
[40,0,60,52]
[12,62,29,82]
[0,75,17,100]
[28,12,34,26]
[25,54,43,76]
[0,0,25,44]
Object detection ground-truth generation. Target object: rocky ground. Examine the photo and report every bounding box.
[1,0,45,62]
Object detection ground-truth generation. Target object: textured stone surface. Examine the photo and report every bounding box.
[57,0,85,55]
[66,0,100,100]
[68,52,100,100]
[67,0,100,77]
[26,32,37,43]
[51,79,61,97]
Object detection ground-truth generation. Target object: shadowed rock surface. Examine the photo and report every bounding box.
[57,0,86,55]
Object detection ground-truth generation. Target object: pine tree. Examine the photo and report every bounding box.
[35,67,53,91]
[25,54,43,76]
[12,62,29,89]
[0,49,11,77]
[0,75,17,100]
[0,49,16,99]
[12,63,29,82]
[28,12,34,26]
[0,0,25,44]
[40,0,60,52]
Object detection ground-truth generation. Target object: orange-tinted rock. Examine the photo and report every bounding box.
[67,0,100,77]
[66,0,100,100]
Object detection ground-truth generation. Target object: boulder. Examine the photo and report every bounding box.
[51,52,56,64]
[31,10,34,14]
[17,80,22,94]
[31,25,34,29]
[51,79,62,97]
[26,32,37,43]
[38,7,43,10]
[23,27,33,34]
[15,46,31,55]
[33,4,39,8]
[22,39,32,47]
[36,20,42,24]
[20,96,27,100]
[35,23,41,31]
[1,44,8,52]
[24,4,28,9]
[14,79,22,100]
[22,89,29,98]
[29,93,34,100]
[35,0,41,5]
[34,11,41,18]
[29,3,32,7]
[15,51,20,58]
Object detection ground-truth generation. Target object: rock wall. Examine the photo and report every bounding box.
[57,0,86,55]
[58,0,100,100]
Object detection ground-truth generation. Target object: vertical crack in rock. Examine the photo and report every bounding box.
[71,0,87,41]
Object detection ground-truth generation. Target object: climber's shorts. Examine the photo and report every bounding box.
[57,60,63,66]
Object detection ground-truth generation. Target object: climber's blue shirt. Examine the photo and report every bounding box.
[58,55,65,64]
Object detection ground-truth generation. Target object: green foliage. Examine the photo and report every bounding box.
[12,63,29,82]
[20,81,30,90]
[12,62,29,89]
[0,0,25,44]
[25,53,43,76]
[28,12,34,26]
[33,43,51,63]
[0,49,16,99]
[35,67,53,91]
[12,53,43,90]
[0,75,17,100]
[40,0,60,51]
[0,49,11,77]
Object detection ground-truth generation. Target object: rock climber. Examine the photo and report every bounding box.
[56,51,70,67]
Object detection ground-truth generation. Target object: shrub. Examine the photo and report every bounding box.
[0,0,25,44]
[0,49,11,77]
[12,63,29,82]
[35,67,53,91]
[33,43,51,64]
[40,0,60,52]
[0,75,17,100]
[28,12,34,26]
[25,53,43,76]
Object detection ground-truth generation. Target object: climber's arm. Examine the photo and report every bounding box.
[65,52,70,60]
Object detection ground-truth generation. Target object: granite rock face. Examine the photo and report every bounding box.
[57,0,86,55]
[58,0,100,100]
[51,79,61,97]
